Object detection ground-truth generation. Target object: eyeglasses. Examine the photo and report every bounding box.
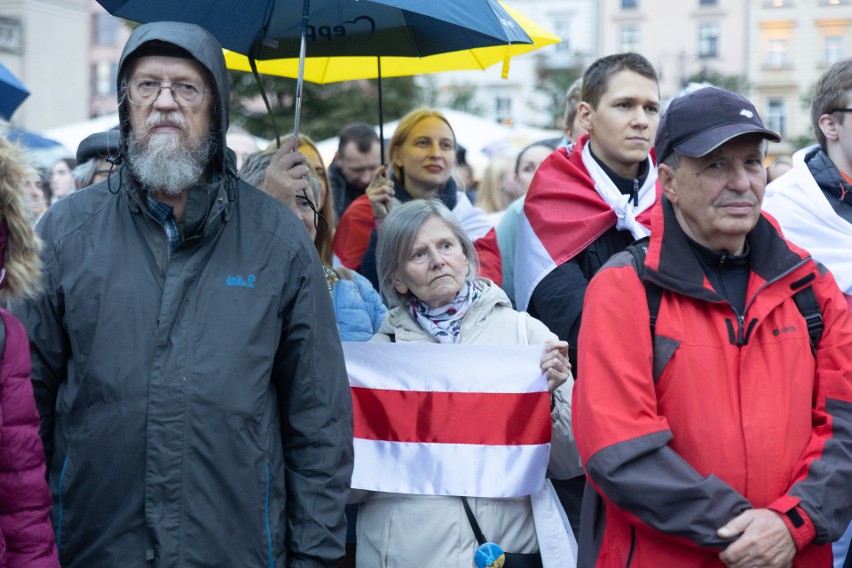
[127,80,210,108]
[829,108,852,114]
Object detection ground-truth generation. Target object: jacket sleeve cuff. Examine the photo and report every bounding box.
[768,497,816,551]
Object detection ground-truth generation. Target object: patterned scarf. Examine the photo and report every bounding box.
[407,281,482,344]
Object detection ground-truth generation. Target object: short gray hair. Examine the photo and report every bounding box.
[376,198,479,308]
[662,150,682,171]
[239,149,274,188]
[72,160,97,189]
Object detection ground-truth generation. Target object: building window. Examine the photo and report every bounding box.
[698,23,720,58]
[92,13,120,46]
[495,96,512,125]
[551,16,572,55]
[824,35,845,66]
[622,0,638,9]
[92,61,118,97]
[766,38,791,68]
[0,17,23,54]
[619,26,641,52]
[766,99,787,137]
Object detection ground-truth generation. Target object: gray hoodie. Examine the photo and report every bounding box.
[17,22,353,568]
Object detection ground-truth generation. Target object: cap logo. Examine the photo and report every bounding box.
[739,109,754,119]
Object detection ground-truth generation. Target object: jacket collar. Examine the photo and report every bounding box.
[643,198,811,302]
[123,166,231,241]
[380,278,509,341]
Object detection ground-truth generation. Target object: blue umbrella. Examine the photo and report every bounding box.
[95,0,532,142]
[0,62,30,121]
[5,127,62,150]
[94,0,531,59]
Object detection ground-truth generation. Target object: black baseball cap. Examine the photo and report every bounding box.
[76,129,121,164]
[655,87,780,165]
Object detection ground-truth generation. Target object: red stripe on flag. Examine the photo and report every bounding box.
[351,387,551,445]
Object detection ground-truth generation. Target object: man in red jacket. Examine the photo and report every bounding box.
[574,86,852,567]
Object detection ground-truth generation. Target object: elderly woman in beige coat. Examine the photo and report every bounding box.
[354,198,580,568]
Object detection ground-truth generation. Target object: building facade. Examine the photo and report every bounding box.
[599,0,749,100]
[0,0,89,131]
[748,0,852,155]
[421,0,599,130]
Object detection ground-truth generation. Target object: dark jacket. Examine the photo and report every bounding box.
[574,198,852,567]
[328,160,362,221]
[16,22,353,568]
[0,310,59,568]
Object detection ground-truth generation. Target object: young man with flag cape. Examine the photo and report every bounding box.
[512,52,662,535]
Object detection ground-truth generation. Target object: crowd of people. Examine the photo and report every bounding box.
[0,19,850,568]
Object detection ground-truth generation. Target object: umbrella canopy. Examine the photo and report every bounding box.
[224,2,560,84]
[95,0,532,144]
[95,0,532,59]
[0,62,30,121]
[3,127,72,168]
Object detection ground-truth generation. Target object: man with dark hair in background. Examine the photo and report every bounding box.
[329,122,381,219]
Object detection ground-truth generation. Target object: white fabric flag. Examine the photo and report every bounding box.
[344,342,551,498]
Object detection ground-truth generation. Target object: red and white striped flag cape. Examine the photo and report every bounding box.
[514,136,658,311]
[343,342,551,498]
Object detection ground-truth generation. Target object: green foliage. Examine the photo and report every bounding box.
[534,64,583,129]
[419,77,486,116]
[228,71,422,143]
[790,133,817,150]
[684,70,749,94]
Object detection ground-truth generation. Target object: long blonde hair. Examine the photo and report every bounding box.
[388,109,457,187]
[0,137,42,301]
[297,135,335,265]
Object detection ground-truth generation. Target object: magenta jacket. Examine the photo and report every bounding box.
[0,309,58,567]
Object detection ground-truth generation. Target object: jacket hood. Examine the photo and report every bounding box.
[116,22,231,175]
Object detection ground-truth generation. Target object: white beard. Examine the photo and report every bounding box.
[126,111,214,196]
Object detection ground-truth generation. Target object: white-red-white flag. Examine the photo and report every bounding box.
[343,342,551,498]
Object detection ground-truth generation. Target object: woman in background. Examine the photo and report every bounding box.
[355,198,579,568]
[49,158,76,204]
[0,137,60,568]
[333,108,496,288]
[475,155,521,225]
[296,135,336,265]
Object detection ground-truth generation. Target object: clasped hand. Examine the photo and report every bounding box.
[540,340,571,394]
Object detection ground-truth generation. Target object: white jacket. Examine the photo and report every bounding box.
[356,279,579,568]
[763,145,852,295]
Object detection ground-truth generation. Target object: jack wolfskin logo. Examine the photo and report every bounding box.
[740,109,754,119]
[772,325,796,336]
[226,275,256,288]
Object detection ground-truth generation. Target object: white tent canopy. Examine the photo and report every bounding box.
[44,113,121,157]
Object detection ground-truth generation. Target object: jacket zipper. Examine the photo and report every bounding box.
[730,256,811,345]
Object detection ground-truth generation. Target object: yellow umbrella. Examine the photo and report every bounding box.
[224,2,560,83]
